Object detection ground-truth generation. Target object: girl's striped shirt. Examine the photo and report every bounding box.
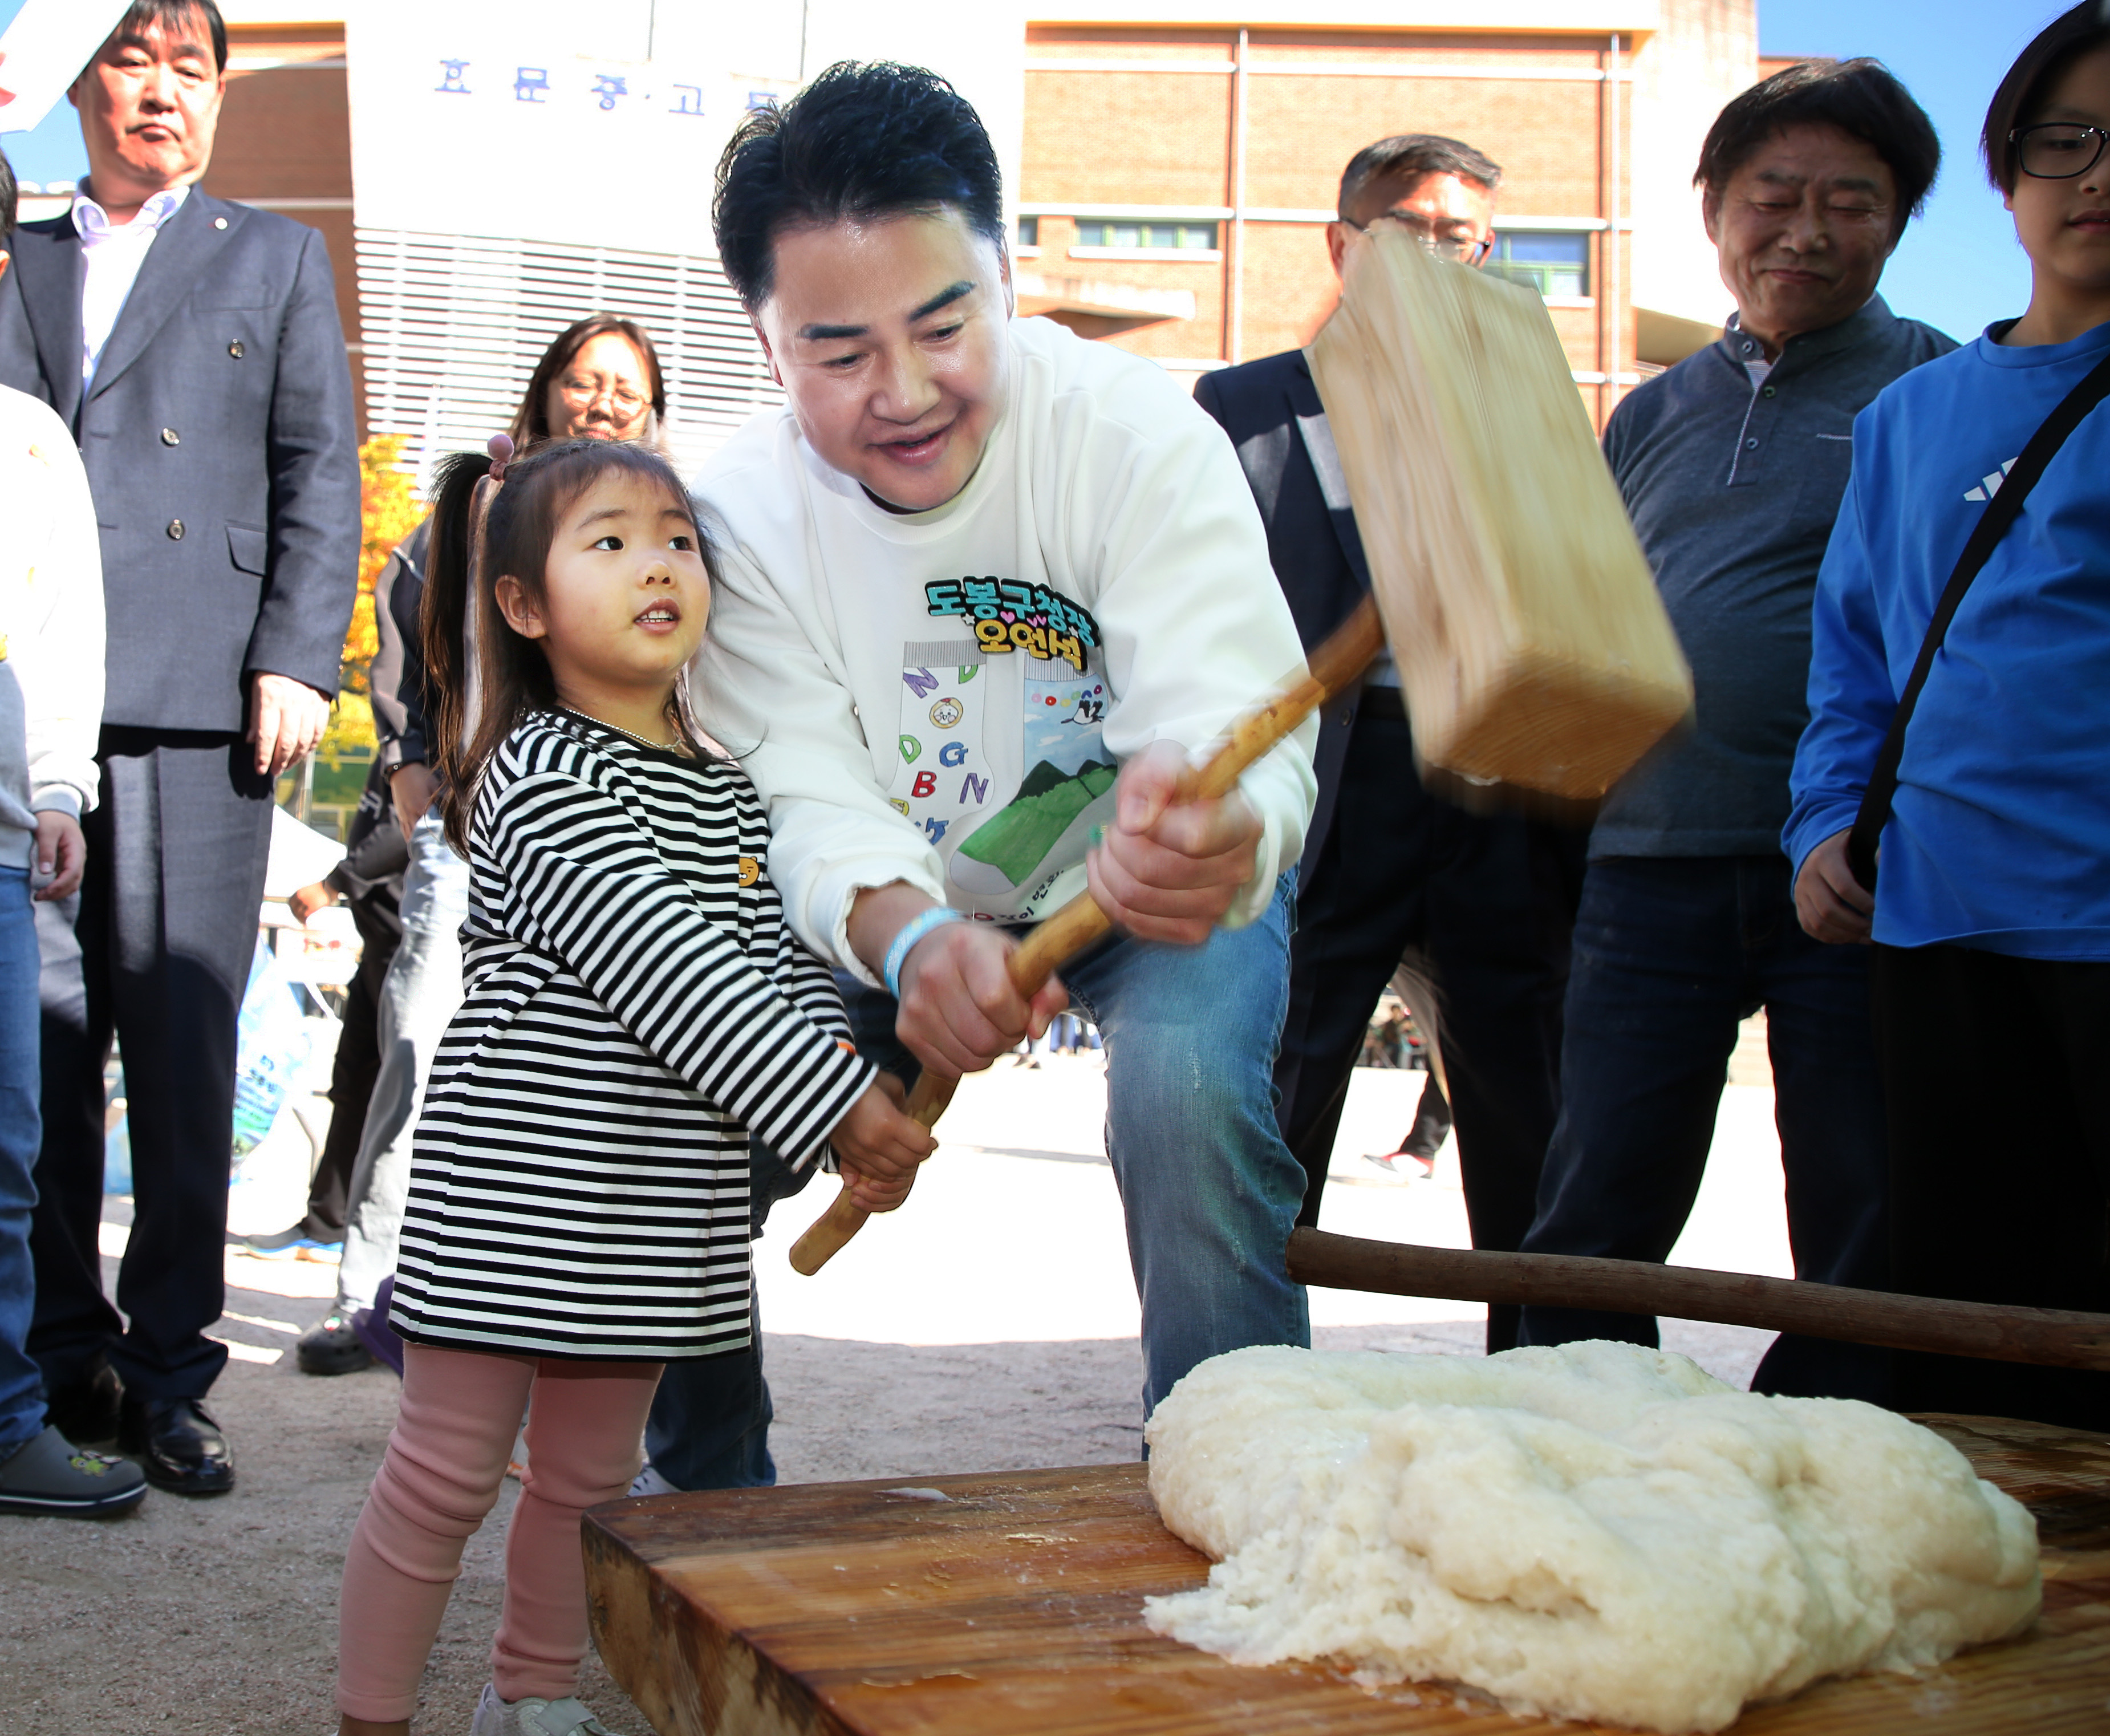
[391,709,872,1360]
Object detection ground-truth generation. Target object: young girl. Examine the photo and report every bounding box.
[334,437,932,1736]
[1787,2,2110,1431]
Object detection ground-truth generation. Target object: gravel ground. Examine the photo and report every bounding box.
[0,1276,1769,1736]
[2,1051,1780,1736]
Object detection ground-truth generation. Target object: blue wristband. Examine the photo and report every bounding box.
[883,906,967,1001]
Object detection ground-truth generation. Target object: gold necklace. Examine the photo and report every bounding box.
[561,705,687,753]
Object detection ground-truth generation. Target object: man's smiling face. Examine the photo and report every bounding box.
[753,208,1013,513]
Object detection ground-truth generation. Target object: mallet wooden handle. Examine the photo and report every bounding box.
[788,599,1387,1277]
[1287,1228,2110,1372]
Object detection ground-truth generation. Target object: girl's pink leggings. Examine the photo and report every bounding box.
[335,1344,661,1724]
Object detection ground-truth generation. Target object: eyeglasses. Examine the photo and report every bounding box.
[2011,122,2110,180]
[557,374,648,414]
[1342,210,1494,266]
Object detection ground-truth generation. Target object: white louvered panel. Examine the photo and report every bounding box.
[355,229,780,482]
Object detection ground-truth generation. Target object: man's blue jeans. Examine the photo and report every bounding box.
[1517,854,1890,1401]
[843,875,1309,1417]
[0,867,48,1455]
[646,875,1313,1483]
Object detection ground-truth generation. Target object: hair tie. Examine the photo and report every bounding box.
[486,432,515,482]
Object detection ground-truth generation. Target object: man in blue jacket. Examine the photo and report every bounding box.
[1516,62,1951,1399]
[0,0,359,1493]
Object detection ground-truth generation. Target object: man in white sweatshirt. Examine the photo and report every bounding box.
[688,63,1318,1419]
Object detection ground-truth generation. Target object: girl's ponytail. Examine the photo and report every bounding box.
[420,449,498,855]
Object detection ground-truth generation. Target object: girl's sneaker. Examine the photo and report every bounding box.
[470,1684,616,1736]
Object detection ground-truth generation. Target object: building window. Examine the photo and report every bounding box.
[1487,231,1590,299]
[1016,216,1040,249]
[1074,220,1218,252]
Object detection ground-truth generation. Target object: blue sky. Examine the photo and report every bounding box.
[1760,1,2068,342]
[0,1,2072,338]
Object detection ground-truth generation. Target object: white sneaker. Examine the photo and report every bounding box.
[471,1682,616,1736]
[628,1459,680,1498]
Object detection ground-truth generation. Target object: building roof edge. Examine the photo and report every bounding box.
[1027,1,1659,38]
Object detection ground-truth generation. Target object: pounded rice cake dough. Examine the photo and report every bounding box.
[1143,1341,2041,1733]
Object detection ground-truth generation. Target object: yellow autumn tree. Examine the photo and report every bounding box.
[323,435,425,759]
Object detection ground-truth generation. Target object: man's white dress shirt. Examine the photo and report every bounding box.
[72,185,189,392]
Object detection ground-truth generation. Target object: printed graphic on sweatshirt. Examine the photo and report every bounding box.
[887,641,993,850]
[888,588,1112,917]
[924,577,1101,673]
[952,662,1113,897]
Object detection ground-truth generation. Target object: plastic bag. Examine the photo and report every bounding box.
[233,935,311,1158]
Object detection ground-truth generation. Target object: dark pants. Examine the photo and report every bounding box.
[1518,854,1892,1401]
[302,906,399,1242]
[1276,703,1582,1352]
[1398,1073,1452,1162]
[642,1137,814,1490]
[30,730,274,1401]
[1873,942,2110,1430]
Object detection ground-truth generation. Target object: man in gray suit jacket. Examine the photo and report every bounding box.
[0,0,358,1494]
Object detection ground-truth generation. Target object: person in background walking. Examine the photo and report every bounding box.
[0,0,359,1493]
[239,761,406,1263]
[0,146,140,1519]
[1368,1073,1450,1182]
[1788,5,2110,1431]
[1518,60,1951,1402]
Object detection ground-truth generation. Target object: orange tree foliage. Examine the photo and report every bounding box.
[343,434,424,697]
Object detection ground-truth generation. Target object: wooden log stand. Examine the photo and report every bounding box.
[587,1416,2110,1736]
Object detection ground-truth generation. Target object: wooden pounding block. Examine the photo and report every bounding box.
[586,1416,2110,1736]
[1306,222,1693,802]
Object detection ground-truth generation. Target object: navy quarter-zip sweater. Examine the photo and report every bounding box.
[1590,295,1953,860]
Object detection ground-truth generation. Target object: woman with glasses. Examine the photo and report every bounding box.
[1787,1,2110,1431]
[509,314,664,448]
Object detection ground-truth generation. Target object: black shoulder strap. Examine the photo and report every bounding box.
[1847,347,2110,891]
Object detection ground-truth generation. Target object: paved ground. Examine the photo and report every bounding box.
[1,1051,1787,1735]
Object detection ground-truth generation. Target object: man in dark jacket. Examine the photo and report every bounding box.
[0,0,359,1492]
[1195,135,1582,1353]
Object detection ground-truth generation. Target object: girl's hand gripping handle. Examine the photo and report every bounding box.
[786,922,1078,1276]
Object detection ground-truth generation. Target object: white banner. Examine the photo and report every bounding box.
[346,0,1022,261]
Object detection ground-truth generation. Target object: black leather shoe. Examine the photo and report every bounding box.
[44,1357,123,1447]
[117,1395,235,1496]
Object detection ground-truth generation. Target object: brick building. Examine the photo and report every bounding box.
[1016,1,1763,424]
[23,2,1774,454]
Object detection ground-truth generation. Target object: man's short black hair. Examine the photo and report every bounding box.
[713,61,1005,311]
[1337,135,1502,220]
[103,0,226,74]
[1982,3,2110,194]
[1695,59,1939,239]
[0,149,15,245]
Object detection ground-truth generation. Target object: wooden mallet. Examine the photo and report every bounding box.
[788,596,1387,1276]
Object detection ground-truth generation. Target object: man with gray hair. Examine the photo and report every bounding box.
[1196,134,1584,1353]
